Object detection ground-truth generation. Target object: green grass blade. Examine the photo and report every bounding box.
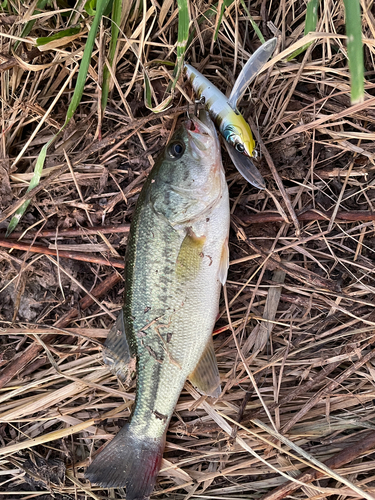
[14,0,49,50]
[6,0,111,236]
[173,0,189,79]
[343,0,364,104]
[214,0,234,42]
[36,26,81,46]
[6,139,52,236]
[287,0,318,60]
[144,70,153,109]
[145,0,189,113]
[101,0,122,115]
[176,0,189,56]
[84,0,97,16]
[65,0,111,124]
[240,0,265,44]
[305,0,319,33]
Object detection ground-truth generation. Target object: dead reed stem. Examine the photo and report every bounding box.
[1,1,375,499]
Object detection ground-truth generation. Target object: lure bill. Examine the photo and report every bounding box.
[185,37,277,189]
[85,111,230,499]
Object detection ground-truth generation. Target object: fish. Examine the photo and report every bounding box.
[85,110,230,500]
[184,37,277,189]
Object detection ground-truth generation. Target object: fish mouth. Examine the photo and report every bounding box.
[186,114,211,135]
[185,112,215,153]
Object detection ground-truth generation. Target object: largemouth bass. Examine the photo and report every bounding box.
[184,37,277,189]
[85,111,230,499]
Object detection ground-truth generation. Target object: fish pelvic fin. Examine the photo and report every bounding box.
[85,424,165,499]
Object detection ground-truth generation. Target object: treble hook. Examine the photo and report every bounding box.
[194,96,205,117]
[186,96,206,120]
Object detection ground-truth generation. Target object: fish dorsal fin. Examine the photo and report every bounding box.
[228,37,277,110]
[188,337,221,398]
[102,309,135,382]
[176,228,206,281]
[218,237,229,285]
[224,142,265,189]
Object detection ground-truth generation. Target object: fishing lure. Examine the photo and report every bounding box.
[185,37,277,189]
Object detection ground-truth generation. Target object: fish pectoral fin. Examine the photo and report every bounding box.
[103,309,135,383]
[176,228,206,281]
[219,237,229,285]
[188,337,221,398]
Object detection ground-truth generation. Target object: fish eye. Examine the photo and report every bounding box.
[235,143,245,153]
[168,141,185,159]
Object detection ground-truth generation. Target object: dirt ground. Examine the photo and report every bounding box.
[1,1,375,499]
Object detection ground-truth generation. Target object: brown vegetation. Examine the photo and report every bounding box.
[1,1,375,499]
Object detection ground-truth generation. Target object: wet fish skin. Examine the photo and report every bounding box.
[85,111,230,499]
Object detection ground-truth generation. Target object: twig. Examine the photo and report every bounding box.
[261,430,375,500]
[1,223,130,240]
[0,272,121,389]
[247,115,300,236]
[238,209,375,224]
[5,211,375,242]
[0,238,125,268]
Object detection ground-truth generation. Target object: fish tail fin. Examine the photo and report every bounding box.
[85,424,165,499]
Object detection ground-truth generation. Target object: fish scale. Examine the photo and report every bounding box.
[85,111,230,499]
[126,158,228,440]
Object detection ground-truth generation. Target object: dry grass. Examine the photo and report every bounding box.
[1,1,375,499]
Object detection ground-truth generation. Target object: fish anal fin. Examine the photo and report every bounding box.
[219,237,229,285]
[103,310,135,383]
[176,228,206,281]
[189,337,221,398]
